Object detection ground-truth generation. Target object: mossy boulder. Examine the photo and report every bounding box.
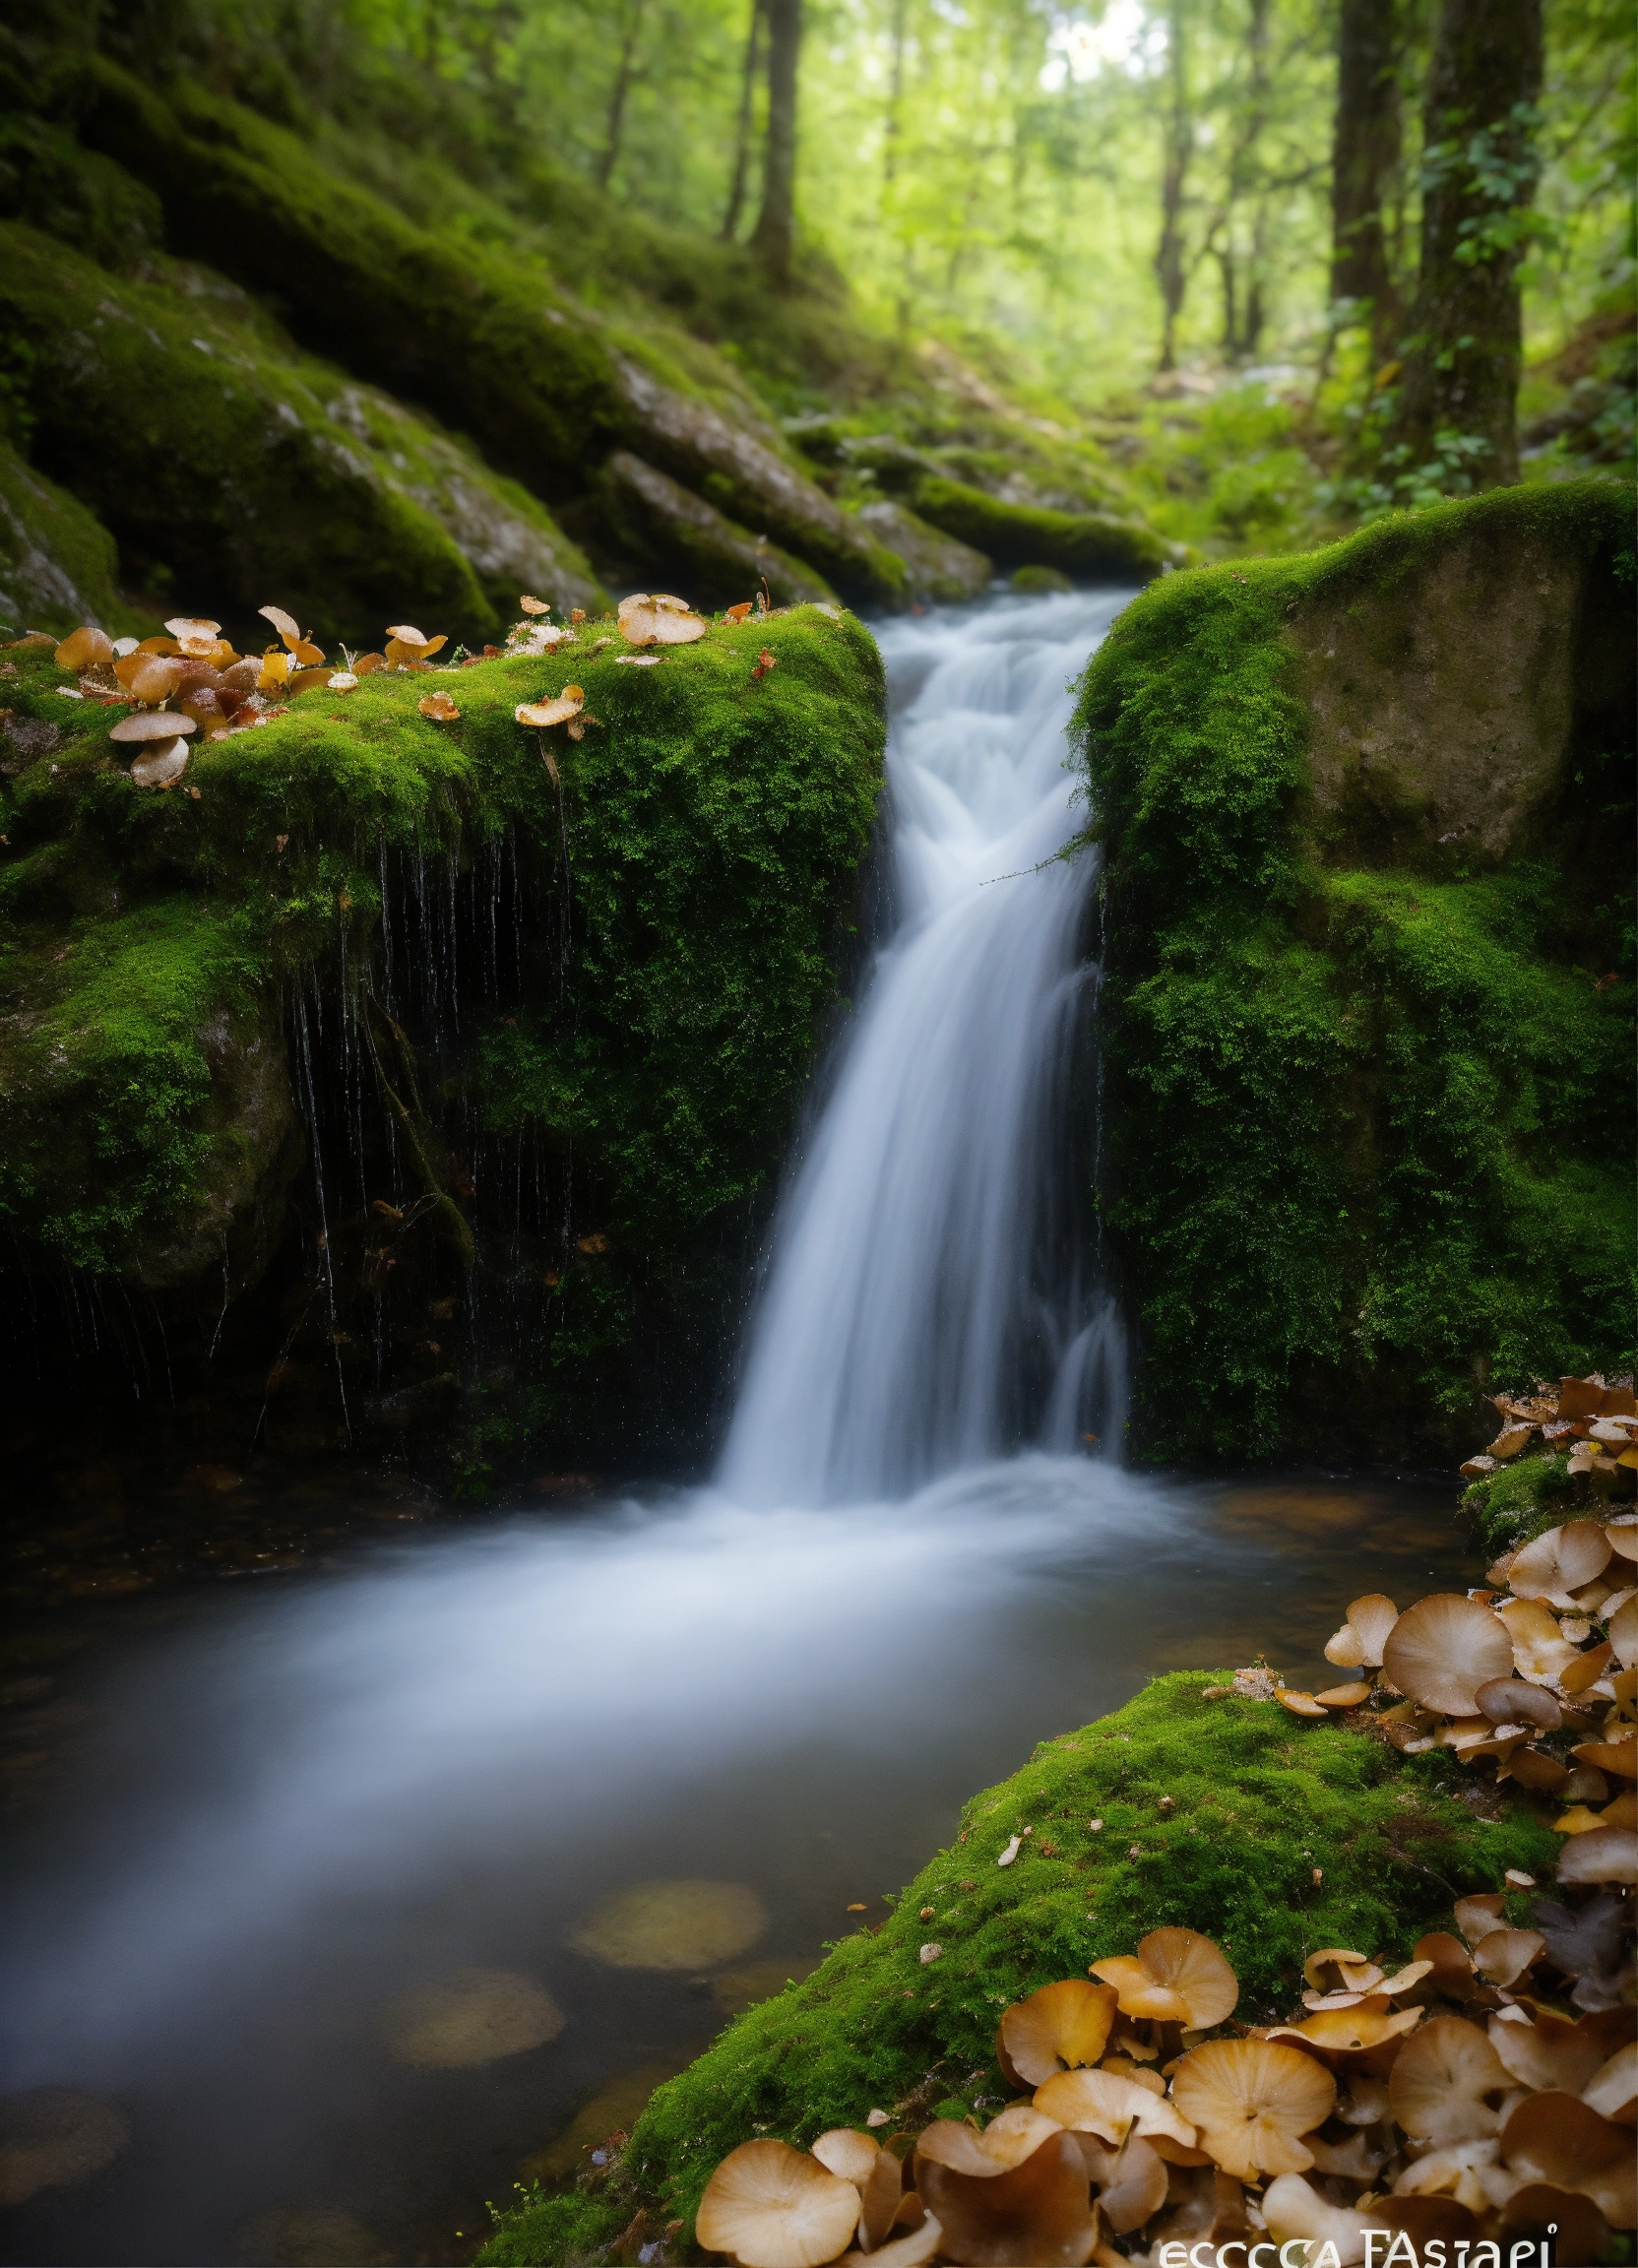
[1074,477,1636,1464]
[855,499,992,605]
[0,221,601,646]
[0,438,135,638]
[476,1669,1556,2263]
[850,437,1180,585]
[0,604,885,1481]
[67,63,907,610]
[598,452,834,609]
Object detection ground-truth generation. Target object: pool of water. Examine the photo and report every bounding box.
[0,1460,1475,2266]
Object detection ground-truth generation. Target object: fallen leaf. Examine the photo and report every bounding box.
[419,690,461,722]
[518,595,551,615]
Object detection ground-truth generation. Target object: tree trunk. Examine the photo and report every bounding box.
[1330,0,1403,367]
[751,0,802,283]
[721,0,765,241]
[883,0,909,199]
[1388,0,1544,483]
[597,0,648,193]
[1154,0,1191,371]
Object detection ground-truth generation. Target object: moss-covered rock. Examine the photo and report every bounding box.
[1073,478,1637,1464]
[0,439,135,637]
[598,452,833,609]
[0,603,885,1480]
[0,221,601,645]
[476,1670,1556,2263]
[66,63,907,610]
[854,499,992,605]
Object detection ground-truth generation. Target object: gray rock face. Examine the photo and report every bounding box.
[856,499,991,604]
[599,452,834,608]
[1289,511,1630,865]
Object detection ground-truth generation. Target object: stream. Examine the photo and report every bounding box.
[0,595,1476,2266]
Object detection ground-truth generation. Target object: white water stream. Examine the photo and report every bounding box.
[724,590,1129,1504]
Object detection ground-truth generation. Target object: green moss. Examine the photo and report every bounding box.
[883,463,1176,583]
[0,221,600,648]
[0,608,884,1365]
[1461,1450,1578,1555]
[477,1670,1556,2264]
[1074,479,1637,1460]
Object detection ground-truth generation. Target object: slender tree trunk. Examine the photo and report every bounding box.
[1330,0,1404,367]
[883,0,910,199]
[721,0,765,240]
[751,0,802,282]
[1388,0,1543,481]
[1154,0,1191,371]
[597,0,648,192]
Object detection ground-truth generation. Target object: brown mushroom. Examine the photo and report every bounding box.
[1366,2196,1481,2252]
[1388,2017,1514,2145]
[1499,2183,1610,2264]
[1264,2004,1423,2069]
[1610,1593,1638,1669]
[113,652,187,704]
[1032,2068,1196,2151]
[1504,1746,1569,1795]
[1470,1929,1544,1989]
[109,712,199,744]
[1489,2006,1633,2096]
[695,2138,865,2268]
[1072,2134,1167,2235]
[418,690,460,723]
[1583,2040,1636,2123]
[1451,1894,1507,1950]
[129,740,191,788]
[1276,1690,1329,1718]
[1382,1595,1513,1715]
[811,2131,903,2251]
[516,687,585,729]
[1089,1928,1237,2029]
[1169,2039,1335,2183]
[997,1981,1117,2087]
[1501,2091,1636,2229]
[54,625,114,671]
[617,593,709,649]
[1571,1730,1638,1782]
[1314,1681,1373,1709]
[835,2215,943,2268]
[1555,1823,1638,1884]
[1508,1522,1612,1606]
[1302,1950,1382,1996]
[914,2132,1096,2267]
[1323,1592,1398,1670]
[1260,2173,1373,2262]
[1475,1676,1561,1731]
[915,2108,1064,2178]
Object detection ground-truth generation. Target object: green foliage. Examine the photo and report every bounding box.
[477,1670,1556,2264]
[1074,479,1637,1460]
[0,218,600,645]
[1461,1451,1577,1556]
[1109,384,1325,558]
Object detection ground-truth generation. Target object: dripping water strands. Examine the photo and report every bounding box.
[289,984,351,1445]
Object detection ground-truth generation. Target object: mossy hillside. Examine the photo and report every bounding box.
[476,1670,1557,2264]
[0,610,884,1316]
[1074,479,1637,1463]
[0,220,601,646]
[64,62,907,610]
[0,437,141,638]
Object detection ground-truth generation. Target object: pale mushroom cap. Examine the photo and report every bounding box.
[1583,2040,1637,2121]
[1346,1595,1400,1666]
[128,742,190,787]
[1315,1681,1373,1708]
[1609,1593,1638,1669]
[1389,2017,1513,2145]
[1509,1522,1612,1604]
[1090,1927,1237,2029]
[1261,2172,1373,2262]
[1475,1676,1561,1730]
[1090,2134,1167,2235]
[1554,1824,1638,1885]
[810,2130,881,2185]
[110,711,199,742]
[835,2212,943,2268]
[1470,1928,1544,1988]
[516,686,585,729]
[1324,1624,1368,1668]
[1170,2039,1336,2183]
[914,2131,1096,2268]
[1302,1949,1373,1992]
[259,604,300,639]
[386,623,429,646]
[1489,2008,1631,2096]
[1381,1595,1513,1715]
[998,1980,1117,2086]
[1032,2067,1195,2150]
[696,2139,863,2268]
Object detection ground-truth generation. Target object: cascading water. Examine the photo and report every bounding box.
[721,589,1128,1508]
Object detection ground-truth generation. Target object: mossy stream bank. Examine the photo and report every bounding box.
[0,607,885,1499]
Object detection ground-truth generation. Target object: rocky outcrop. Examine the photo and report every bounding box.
[855,499,991,603]
[598,452,834,608]
[0,441,128,637]
[0,222,602,644]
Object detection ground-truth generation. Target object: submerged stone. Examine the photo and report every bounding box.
[232,2204,395,2266]
[0,2086,130,2206]
[710,1952,822,2014]
[516,2055,693,2186]
[568,1879,767,1971]
[383,1965,566,2068]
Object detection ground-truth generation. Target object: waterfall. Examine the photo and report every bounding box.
[719,590,1131,1509]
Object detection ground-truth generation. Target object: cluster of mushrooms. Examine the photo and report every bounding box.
[690,1554,1635,2268]
[511,588,790,744]
[1461,1374,1637,1497]
[47,605,458,788]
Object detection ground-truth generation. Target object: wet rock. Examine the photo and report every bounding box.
[599,452,834,609]
[856,500,991,605]
[1010,564,1074,597]
[0,2086,130,2205]
[382,1965,566,2067]
[569,1878,767,1971]
[233,2204,395,2266]
[0,440,126,641]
